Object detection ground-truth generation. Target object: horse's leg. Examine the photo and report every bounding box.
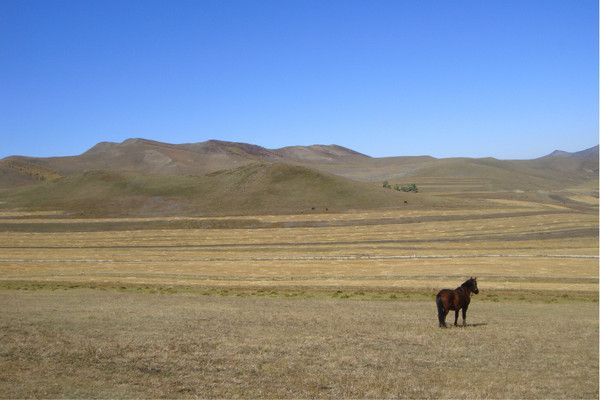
[462,305,468,326]
[436,297,447,328]
[454,309,459,326]
[442,309,449,328]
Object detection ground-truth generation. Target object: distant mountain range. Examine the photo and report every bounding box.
[0,139,370,181]
[0,139,597,216]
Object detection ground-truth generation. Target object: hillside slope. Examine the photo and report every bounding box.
[0,139,596,215]
[293,146,599,193]
[2,139,597,190]
[0,139,371,188]
[0,163,441,216]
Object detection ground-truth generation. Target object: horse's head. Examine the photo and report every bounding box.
[470,277,479,294]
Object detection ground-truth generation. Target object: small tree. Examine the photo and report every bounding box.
[400,183,418,193]
[382,180,391,189]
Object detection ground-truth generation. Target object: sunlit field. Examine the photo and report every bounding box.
[1,205,597,295]
[0,202,598,398]
[1,291,597,399]
[2,0,598,397]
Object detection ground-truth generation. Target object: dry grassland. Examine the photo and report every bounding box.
[0,205,597,295]
[0,202,598,398]
[1,290,597,399]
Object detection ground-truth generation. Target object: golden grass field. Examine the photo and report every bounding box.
[1,291,597,399]
[0,199,598,398]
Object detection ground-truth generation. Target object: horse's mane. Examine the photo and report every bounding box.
[460,278,475,289]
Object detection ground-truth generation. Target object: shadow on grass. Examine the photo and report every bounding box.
[442,322,488,329]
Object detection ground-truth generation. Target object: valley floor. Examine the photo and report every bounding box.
[0,201,597,398]
[1,291,597,398]
[0,204,597,295]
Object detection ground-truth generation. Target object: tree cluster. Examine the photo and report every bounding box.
[382,181,418,193]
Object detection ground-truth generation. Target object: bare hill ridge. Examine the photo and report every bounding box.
[1,139,597,186]
[0,139,368,185]
[1,162,444,216]
[274,144,370,162]
[0,139,597,216]
[540,145,599,160]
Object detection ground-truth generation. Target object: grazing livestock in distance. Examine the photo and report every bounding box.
[436,277,479,328]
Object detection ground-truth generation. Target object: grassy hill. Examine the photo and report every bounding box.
[291,146,599,193]
[0,163,446,216]
[0,139,596,216]
[0,158,63,188]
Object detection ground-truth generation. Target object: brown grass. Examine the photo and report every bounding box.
[1,290,597,399]
[0,206,597,293]
[0,204,597,398]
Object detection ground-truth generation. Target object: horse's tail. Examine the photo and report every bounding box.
[436,295,445,325]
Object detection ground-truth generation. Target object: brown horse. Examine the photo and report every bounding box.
[436,277,479,328]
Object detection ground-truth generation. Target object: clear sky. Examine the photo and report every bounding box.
[0,0,597,159]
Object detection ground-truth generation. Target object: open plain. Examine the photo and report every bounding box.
[3,1,599,397]
[1,291,597,399]
[0,197,598,398]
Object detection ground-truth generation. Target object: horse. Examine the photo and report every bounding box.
[436,277,479,328]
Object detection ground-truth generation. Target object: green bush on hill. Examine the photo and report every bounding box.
[382,182,418,193]
[400,183,418,193]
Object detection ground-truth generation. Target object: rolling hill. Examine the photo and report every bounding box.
[0,163,446,217]
[287,146,599,193]
[0,139,596,216]
[0,139,369,187]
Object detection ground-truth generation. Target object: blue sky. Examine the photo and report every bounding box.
[0,0,597,159]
